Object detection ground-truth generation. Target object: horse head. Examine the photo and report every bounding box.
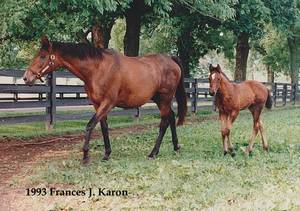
[23,36,61,85]
[208,63,222,96]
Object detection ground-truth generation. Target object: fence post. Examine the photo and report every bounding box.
[273,83,277,107]
[283,84,287,106]
[292,83,296,105]
[295,83,299,104]
[45,72,56,130]
[193,79,198,113]
[135,107,140,118]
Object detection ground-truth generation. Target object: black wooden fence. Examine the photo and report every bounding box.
[0,69,299,127]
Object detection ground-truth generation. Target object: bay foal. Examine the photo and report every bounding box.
[208,64,272,156]
[23,36,187,163]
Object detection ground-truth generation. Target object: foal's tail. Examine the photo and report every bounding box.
[265,89,273,109]
[171,56,187,125]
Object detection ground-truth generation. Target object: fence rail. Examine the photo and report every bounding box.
[0,69,299,127]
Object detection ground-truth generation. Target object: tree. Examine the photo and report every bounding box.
[141,0,236,77]
[224,0,270,81]
[1,0,236,73]
[265,0,300,84]
[0,0,133,67]
[123,0,173,56]
[257,25,289,83]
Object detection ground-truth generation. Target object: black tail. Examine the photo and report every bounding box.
[171,56,187,125]
[265,90,273,109]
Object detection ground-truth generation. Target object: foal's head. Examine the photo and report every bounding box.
[23,36,62,85]
[208,64,222,96]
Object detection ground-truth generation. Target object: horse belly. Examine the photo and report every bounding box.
[116,87,157,108]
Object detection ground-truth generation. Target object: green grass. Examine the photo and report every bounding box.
[0,107,94,118]
[0,114,160,139]
[0,110,212,139]
[13,107,300,210]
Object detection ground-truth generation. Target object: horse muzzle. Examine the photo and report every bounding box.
[23,71,36,86]
[209,90,215,96]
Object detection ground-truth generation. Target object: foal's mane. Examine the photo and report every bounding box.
[51,42,109,59]
[220,71,231,82]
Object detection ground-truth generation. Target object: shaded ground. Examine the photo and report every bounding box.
[0,114,216,188]
[0,124,153,211]
[0,124,150,186]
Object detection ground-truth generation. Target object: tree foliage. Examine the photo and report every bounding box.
[266,0,300,84]
[259,25,289,74]
[1,0,237,70]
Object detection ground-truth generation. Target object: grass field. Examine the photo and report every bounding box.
[6,107,300,210]
[0,113,160,139]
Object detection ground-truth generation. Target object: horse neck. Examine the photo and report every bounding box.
[217,73,234,98]
[59,54,101,83]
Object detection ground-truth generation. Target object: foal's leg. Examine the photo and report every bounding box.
[100,116,111,160]
[246,106,263,155]
[168,109,181,152]
[148,103,171,159]
[259,119,268,151]
[227,112,239,156]
[220,113,229,155]
[83,102,112,164]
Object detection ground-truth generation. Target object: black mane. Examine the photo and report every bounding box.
[51,42,106,59]
[221,71,231,81]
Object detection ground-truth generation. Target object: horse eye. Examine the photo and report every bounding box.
[40,56,46,62]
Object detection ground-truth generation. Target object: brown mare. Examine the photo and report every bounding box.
[23,36,187,163]
[208,64,272,156]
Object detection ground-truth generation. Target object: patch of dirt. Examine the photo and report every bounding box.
[0,116,217,187]
[0,124,152,210]
[0,124,150,186]
[0,116,215,210]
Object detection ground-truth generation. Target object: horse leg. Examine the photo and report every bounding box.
[148,102,171,159]
[100,116,111,160]
[259,119,268,151]
[82,101,112,164]
[246,106,262,155]
[83,114,98,164]
[227,111,239,157]
[168,109,181,152]
[220,113,229,155]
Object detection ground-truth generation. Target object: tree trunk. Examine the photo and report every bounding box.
[92,22,114,49]
[76,30,90,44]
[288,36,300,85]
[177,25,192,78]
[234,32,250,81]
[92,25,105,48]
[267,65,274,83]
[123,0,144,56]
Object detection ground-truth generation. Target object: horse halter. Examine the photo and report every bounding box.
[35,54,56,82]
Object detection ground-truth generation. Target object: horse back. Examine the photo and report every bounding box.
[237,80,269,107]
[113,53,181,107]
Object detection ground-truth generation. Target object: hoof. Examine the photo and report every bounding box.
[102,151,111,161]
[244,150,253,157]
[148,154,156,160]
[82,158,90,166]
[230,151,236,157]
[102,155,110,161]
[263,146,269,152]
[242,146,253,156]
[223,151,228,156]
[228,148,236,157]
[174,145,181,153]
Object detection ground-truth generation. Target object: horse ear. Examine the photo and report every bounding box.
[40,36,52,52]
[216,64,221,73]
[209,63,213,72]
